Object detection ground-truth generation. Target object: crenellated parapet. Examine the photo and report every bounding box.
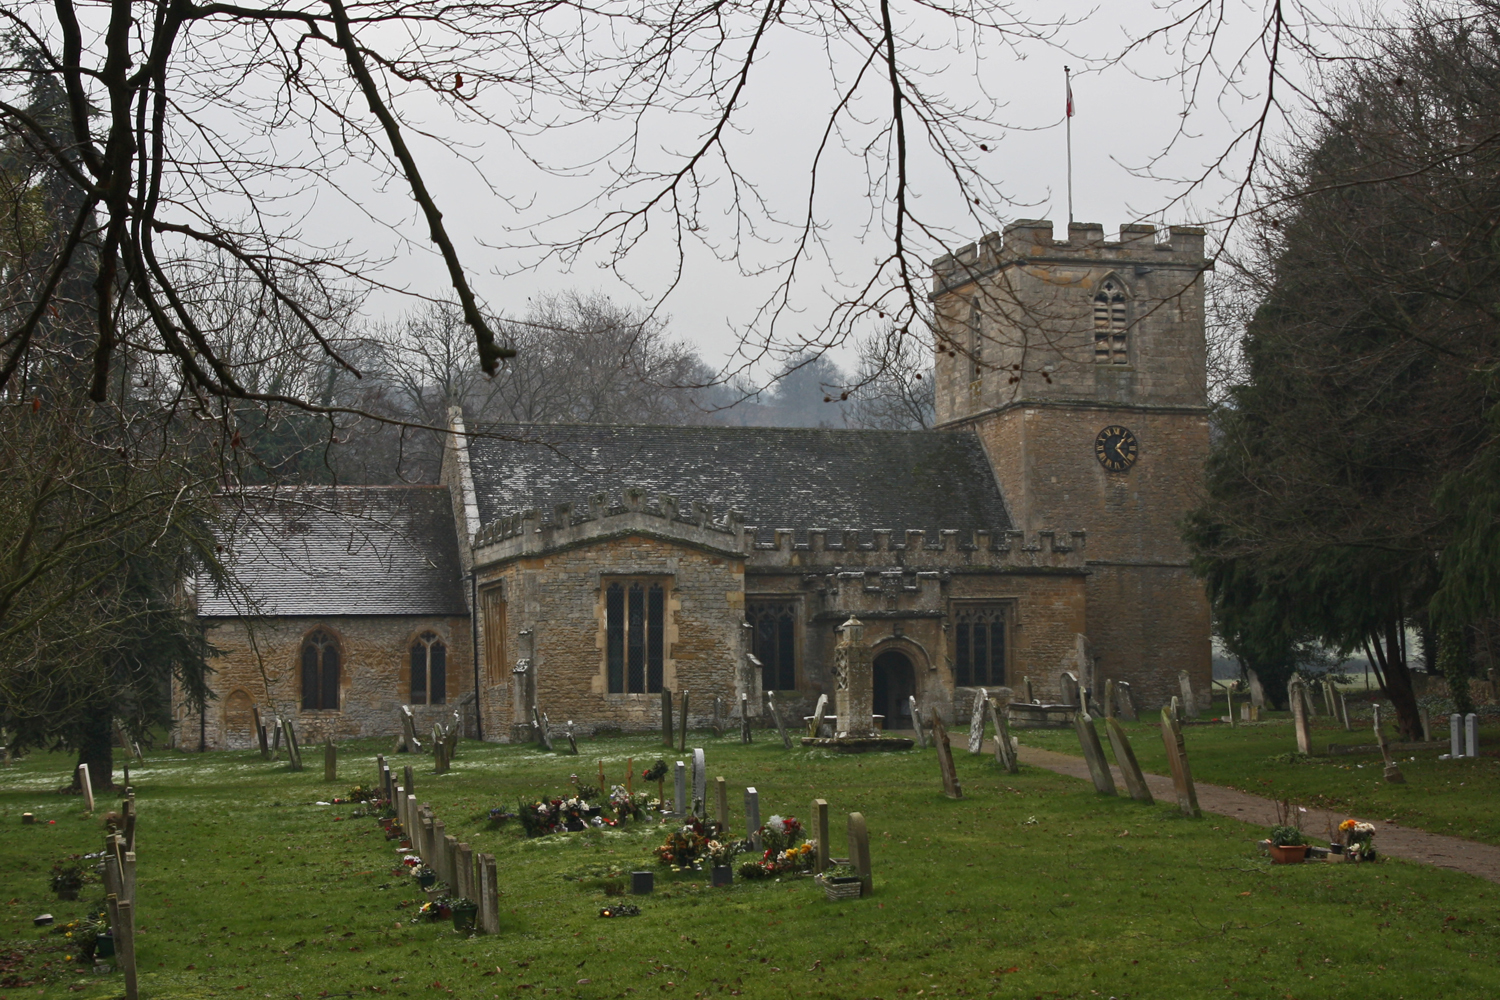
[931,219,1206,296]
[743,527,1086,572]
[472,488,746,563]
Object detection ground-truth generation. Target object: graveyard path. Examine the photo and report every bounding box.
[1010,743,1500,885]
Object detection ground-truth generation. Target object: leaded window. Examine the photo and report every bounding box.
[300,629,341,710]
[748,601,797,690]
[1093,277,1129,364]
[606,579,665,694]
[953,606,1006,687]
[410,632,447,705]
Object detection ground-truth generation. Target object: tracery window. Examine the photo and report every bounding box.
[1093,277,1129,364]
[606,579,666,694]
[747,601,797,691]
[953,606,1007,688]
[300,629,341,710]
[410,632,447,705]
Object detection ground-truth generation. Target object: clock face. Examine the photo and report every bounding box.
[1094,425,1139,472]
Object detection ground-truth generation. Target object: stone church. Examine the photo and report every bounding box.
[182,219,1211,749]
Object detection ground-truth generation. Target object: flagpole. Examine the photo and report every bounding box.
[1064,65,1073,226]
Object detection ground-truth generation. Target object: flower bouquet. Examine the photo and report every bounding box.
[655,818,714,869]
[609,785,652,823]
[1338,819,1377,861]
[758,815,804,854]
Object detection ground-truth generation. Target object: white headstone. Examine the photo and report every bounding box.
[967,688,988,754]
[808,693,829,738]
[691,749,707,817]
[673,761,687,816]
[77,764,94,813]
[909,696,927,748]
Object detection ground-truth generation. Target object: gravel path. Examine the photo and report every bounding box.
[1010,742,1500,884]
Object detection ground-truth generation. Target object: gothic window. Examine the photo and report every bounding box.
[481,586,506,686]
[410,632,447,705]
[605,579,666,694]
[1093,277,1129,364]
[300,629,341,710]
[953,606,1007,687]
[747,601,797,691]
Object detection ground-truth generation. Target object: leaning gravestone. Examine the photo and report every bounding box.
[565,721,579,756]
[78,764,94,813]
[1116,681,1138,722]
[987,698,1018,774]
[765,692,792,749]
[1104,718,1154,804]
[931,714,963,799]
[1158,709,1201,817]
[533,707,553,751]
[967,688,989,754]
[1022,676,1035,704]
[692,749,707,818]
[282,718,304,771]
[1372,704,1405,783]
[909,696,928,748]
[808,693,829,738]
[1073,715,1117,796]
[1288,679,1312,754]
[1060,671,1080,708]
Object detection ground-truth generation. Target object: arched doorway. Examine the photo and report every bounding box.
[872,651,916,730]
[223,690,255,749]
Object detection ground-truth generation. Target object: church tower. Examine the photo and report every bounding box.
[930,220,1212,708]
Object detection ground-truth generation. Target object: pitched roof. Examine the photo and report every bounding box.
[464,423,1011,539]
[197,486,468,618]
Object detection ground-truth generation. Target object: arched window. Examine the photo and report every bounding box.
[747,602,797,691]
[1093,277,1129,364]
[300,629,341,710]
[605,579,665,694]
[410,632,447,705]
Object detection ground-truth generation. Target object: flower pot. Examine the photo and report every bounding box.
[451,903,478,932]
[711,866,733,887]
[417,872,437,888]
[93,932,114,960]
[1269,844,1309,864]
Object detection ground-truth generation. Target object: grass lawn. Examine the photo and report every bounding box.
[1015,708,1500,846]
[3,733,1499,1000]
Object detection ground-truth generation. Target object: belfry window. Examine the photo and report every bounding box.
[969,298,984,380]
[1093,278,1129,364]
[606,579,666,694]
[953,606,1007,687]
[747,601,797,691]
[410,631,447,705]
[300,629,341,710]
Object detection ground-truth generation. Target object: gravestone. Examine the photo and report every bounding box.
[1225,685,1236,726]
[661,688,674,748]
[847,812,872,897]
[434,740,450,775]
[712,697,724,739]
[253,706,270,757]
[1073,715,1118,796]
[1246,667,1267,708]
[987,698,1018,774]
[744,787,761,850]
[1340,692,1352,731]
[399,706,422,753]
[1059,671,1080,708]
[766,692,792,749]
[909,696,927,748]
[442,835,460,890]
[271,715,282,755]
[1240,703,1251,722]
[1301,681,1319,720]
[1104,718,1154,804]
[431,818,447,879]
[807,693,829,738]
[112,897,138,1000]
[834,616,876,736]
[1104,678,1117,720]
[1116,680,1138,722]
[1322,680,1336,717]
[1451,713,1462,757]
[324,739,338,782]
[456,843,474,900]
[1466,713,1479,758]
[674,761,688,817]
[931,714,962,799]
[478,854,499,934]
[282,718,303,771]
[404,765,415,801]
[967,688,989,754]
[1023,676,1035,704]
[1169,695,1181,723]
[1418,705,1431,743]
[740,692,753,744]
[565,721,579,755]
[1288,679,1312,754]
[715,777,728,830]
[78,764,94,813]
[1372,704,1405,783]
[813,798,830,873]
[121,851,137,905]
[1158,708,1201,817]
[679,691,691,752]
[692,749,707,818]
[533,707,553,751]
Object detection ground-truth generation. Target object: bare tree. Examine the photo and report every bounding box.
[847,324,934,429]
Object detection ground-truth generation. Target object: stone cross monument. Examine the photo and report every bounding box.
[834,616,876,737]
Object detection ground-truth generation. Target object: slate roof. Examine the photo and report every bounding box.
[464,423,1011,540]
[197,486,468,618]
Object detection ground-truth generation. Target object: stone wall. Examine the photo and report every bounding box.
[180,615,473,750]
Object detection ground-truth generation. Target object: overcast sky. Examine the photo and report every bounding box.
[294,0,1348,377]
